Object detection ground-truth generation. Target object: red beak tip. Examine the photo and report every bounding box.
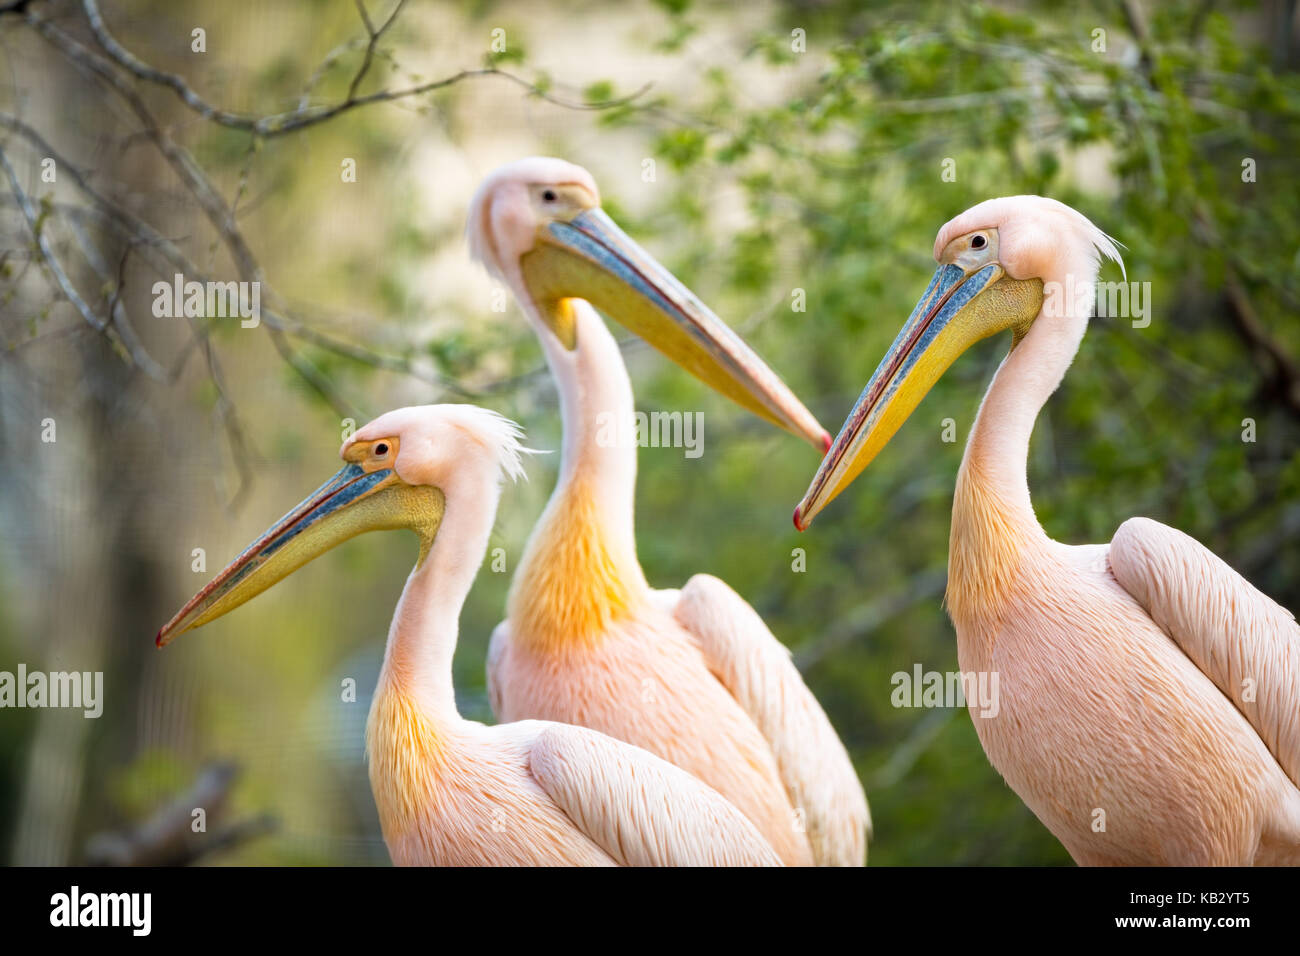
[821,433,832,454]
[792,506,806,532]
[155,628,167,648]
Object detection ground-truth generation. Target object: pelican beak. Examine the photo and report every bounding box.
[521,207,829,450]
[793,262,1044,530]
[156,463,443,646]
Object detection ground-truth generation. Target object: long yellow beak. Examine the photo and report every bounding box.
[521,208,830,451]
[156,463,443,646]
[793,262,1043,529]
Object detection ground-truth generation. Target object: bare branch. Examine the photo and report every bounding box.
[29,15,377,421]
[346,0,407,103]
[1190,207,1300,421]
[1223,274,1300,420]
[265,325,359,421]
[20,6,644,409]
[61,212,169,380]
[29,14,263,280]
[195,330,255,509]
[76,0,649,137]
[0,144,106,333]
[83,762,276,867]
[296,37,365,113]
[37,191,486,400]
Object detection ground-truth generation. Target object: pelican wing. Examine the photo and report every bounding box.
[668,574,870,866]
[1110,516,1300,789]
[529,723,781,866]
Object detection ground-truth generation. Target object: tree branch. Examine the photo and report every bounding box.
[0,144,110,337]
[77,0,649,137]
[346,0,407,103]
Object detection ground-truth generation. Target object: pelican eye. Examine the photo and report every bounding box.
[541,189,557,202]
[971,235,987,249]
[373,442,389,457]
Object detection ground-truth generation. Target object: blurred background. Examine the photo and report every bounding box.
[0,0,1297,865]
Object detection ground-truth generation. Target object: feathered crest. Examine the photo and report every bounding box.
[1048,197,1126,282]
[439,404,541,485]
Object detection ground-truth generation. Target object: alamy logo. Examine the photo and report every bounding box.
[50,886,151,936]
[152,273,261,328]
[0,664,102,718]
[595,410,704,459]
[891,665,1000,718]
[1043,277,1152,328]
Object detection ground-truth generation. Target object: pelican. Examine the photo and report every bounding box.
[156,405,782,866]
[795,196,1300,865]
[469,158,870,866]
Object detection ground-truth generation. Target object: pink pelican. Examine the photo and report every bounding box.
[794,196,1300,865]
[469,158,869,866]
[156,405,782,865]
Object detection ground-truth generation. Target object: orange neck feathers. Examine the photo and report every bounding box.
[508,302,648,652]
[367,683,450,832]
[508,478,640,652]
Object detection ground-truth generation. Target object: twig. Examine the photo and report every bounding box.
[61,213,169,380]
[265,324,360,420]
[30,14,263,280]
[35,191,486,400]
[26,12,638,406]
[195,330,255,509]
[0,145,106,333]
[297,37,366,113]
[1223,273,1300,420]
[77,0,649,137]
[346,0,407,103]
[83,762,276,867]
[32,14,381,422]
[1190,207,1300,421]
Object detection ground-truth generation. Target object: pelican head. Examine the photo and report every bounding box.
[794,196,1123,529]
[468,157,829,450]
[156,405,526,646]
